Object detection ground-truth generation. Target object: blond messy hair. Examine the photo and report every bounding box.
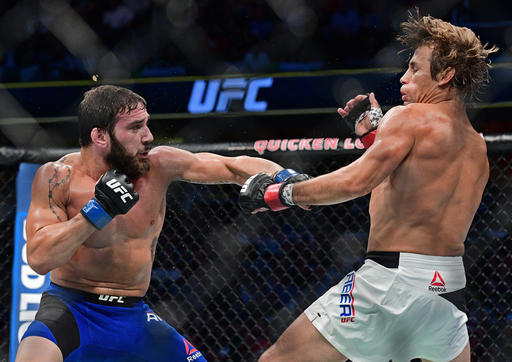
[397,9,499,100]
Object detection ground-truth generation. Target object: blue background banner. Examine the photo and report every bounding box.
[10,162,49,362]
[2,67,510,119]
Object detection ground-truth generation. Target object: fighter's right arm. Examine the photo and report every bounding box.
[239,105,414,213]
[25,163,96,275]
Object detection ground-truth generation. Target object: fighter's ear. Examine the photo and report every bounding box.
[437,66,455,86]
[91,127,110,149]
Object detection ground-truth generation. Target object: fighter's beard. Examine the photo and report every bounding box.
[106,133,151,180]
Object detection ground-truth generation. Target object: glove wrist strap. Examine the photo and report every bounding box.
[360,129,377,149]
[273,169,299,183]
[81,198,113,230]
[264,183,290,211]
[369,107,383,128]
[279,183,294,206]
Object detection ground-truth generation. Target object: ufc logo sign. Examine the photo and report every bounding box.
[188,77,273,113]
[106,179,133,203]
[98,295,125,303]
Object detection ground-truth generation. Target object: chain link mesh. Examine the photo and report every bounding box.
[0,166,18,361]
[0,153,511,360]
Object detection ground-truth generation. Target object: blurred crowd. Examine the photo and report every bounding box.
[0,0,508,83]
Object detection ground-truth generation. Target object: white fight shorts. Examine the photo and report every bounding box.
[304,251,469,362]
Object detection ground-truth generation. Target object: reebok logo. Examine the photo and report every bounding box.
[98,294,125,303]
[183,338,203,361]
[339,271,356,323]
[428,271,447,292]
[106,178,133,203]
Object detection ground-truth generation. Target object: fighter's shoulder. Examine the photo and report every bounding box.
[381,104,435,129]
[147,145,197,175]
[35,152,79,178]
[149,145,192,162]
[378,104,415,130]
[385,103,425,119]
[469,130,488,154]
[32,153,79,199]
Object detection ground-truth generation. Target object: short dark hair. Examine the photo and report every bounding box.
[397,9,499,100]
[77,85,147,147]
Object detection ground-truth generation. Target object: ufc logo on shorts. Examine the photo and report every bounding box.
[106,178,133,203]
[98,295,125,303]
[188,77,273,113]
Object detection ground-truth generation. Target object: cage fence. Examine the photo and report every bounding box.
[0,141,511,361]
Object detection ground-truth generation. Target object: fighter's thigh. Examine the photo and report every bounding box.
[142,315,206,361]
[15,336,63,362]
[259,313,348,362]
[450,342,470,362]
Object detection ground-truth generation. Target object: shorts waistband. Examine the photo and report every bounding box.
[365,251,400,268]
[365,251,464,270]
[364,251,466,294]
[49,282,144,307]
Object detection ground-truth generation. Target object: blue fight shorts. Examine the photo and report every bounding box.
[21,283,207,361]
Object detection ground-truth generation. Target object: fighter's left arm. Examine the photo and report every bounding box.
[154,146,284,185]
[290,106,415,206]
[182,152,285,185]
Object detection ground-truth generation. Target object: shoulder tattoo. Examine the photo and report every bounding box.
[48,163,71,222]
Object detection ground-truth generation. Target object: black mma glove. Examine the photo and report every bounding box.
[239,171,311,214]
[81,169,139,229]
[273,168,311,184]
[343,93,383,134]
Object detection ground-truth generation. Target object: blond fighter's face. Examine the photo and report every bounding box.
[399,45,440,105]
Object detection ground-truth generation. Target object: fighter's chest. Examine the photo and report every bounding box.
[67,177,167,237]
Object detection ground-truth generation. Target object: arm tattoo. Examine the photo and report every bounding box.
[48,164,71,222]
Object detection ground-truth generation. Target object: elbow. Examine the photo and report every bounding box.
[236,155,252,163]
[27,250,52,276]
[345,179,372,198]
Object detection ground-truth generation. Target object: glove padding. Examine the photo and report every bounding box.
[343,94,371,133]
[238,174,278,214]
[81,169,139,229]
[285,173,311,183]
[273,168,311,184]
[343,93,383,134]
[239,172,311,214]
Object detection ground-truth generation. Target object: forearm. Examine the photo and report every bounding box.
[226,155,283,183]
[27,214,96,275]
[289,165,372,206]
[192,153,283,185]
[291,136,405,206]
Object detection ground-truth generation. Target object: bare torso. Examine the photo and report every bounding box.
[42,152,169,296]
[367,102,489,255]
[27,145,278,298]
